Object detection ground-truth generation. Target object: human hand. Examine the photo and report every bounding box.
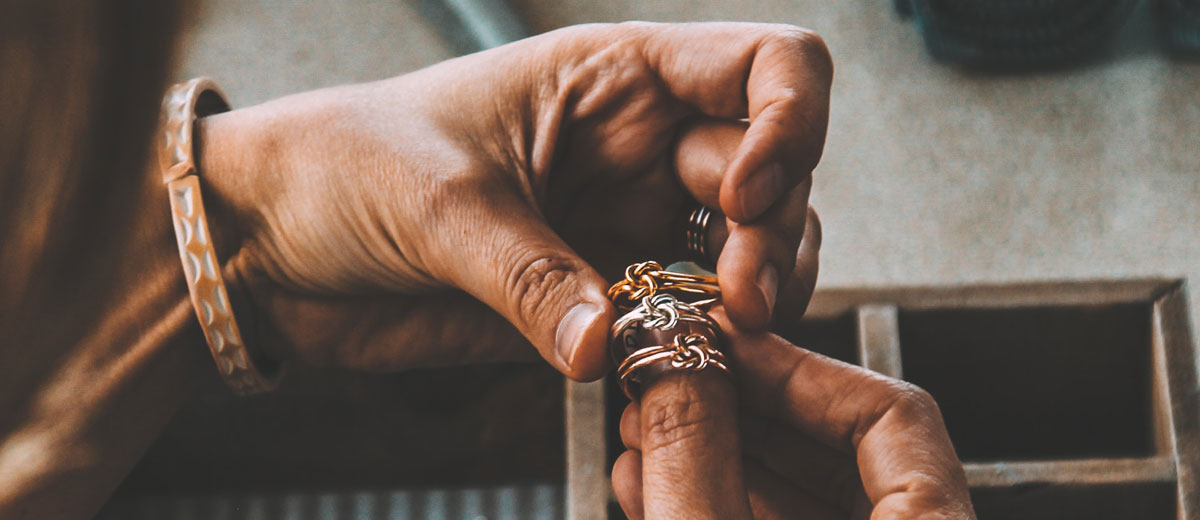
[197,22,832,378]
[612,311,976,519]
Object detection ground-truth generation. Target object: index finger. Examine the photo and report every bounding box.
[637,369,753,520]
[712,310,977,518]
[623,321,753,519]
[643,22,833,221]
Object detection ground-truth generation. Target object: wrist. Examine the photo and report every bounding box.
[193,109,265,257]
[192,105,292,366]
[161,79,282,394]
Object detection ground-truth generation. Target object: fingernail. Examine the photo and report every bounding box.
[556,302,602,367]
[739,162,784,218]
[756,263,779,316]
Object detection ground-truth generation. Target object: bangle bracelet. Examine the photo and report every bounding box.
[159,78,280,395]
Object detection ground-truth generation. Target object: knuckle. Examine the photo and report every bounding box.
[642,381,718,453]
[613,20,656,35]
[850,377,941,446]
[771,26,833,77]
[884,380,940,417]
[504,252,581,324]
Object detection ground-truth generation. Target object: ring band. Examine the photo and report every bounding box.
[684,205,714,266]
[608,260,728,400]
[616,333,729,399]
[610,293,719,358]
[607,260,720,311]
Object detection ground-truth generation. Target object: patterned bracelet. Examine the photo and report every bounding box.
[159,78,280,395]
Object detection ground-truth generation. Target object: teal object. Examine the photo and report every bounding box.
[895,0,1139,67]
[1160,0,1200,54]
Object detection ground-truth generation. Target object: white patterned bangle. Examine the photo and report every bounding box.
[160,78,280,395]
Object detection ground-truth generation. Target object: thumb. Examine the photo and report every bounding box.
[440,188,614,381]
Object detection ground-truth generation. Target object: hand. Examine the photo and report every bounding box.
[612,310,976,519]
[197,22,833,378]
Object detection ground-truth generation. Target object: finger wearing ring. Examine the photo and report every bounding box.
[616,333,730,399]
[684,204,715,268]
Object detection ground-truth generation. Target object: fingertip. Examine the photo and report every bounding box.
[737,161,786,221]
[555,298,616,381]
[777,205,822,318]
[612,450,645,520]
[620,402,642,450]
[720,161,785,223]
[717,242,773,331]
[716,194,808,330]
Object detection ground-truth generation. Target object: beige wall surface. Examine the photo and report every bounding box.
[177,1,1200,337]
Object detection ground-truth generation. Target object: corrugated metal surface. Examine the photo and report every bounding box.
[96,484,563,520]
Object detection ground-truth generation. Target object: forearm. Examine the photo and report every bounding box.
[0,160,214,519]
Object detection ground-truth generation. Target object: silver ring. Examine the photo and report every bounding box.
[610,294,719,356]
[685,205,714,265]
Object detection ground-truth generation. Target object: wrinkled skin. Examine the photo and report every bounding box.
[200,22,831,378]
[613,309,976,519]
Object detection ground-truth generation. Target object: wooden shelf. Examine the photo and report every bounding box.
[965,456,1177,487]
[572,278,1199,520]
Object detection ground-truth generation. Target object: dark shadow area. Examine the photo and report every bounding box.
[109,363,565,496]
[605,373,629,471]
[896,0,1143,73]
[775,312,860,366]
[970,481,1177,519]
[900,303,1156,461]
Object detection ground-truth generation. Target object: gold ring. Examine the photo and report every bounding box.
[607,261,720,311]
[616,333,730,399]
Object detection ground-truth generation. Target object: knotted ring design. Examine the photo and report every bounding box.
[610,293,718,355]
[608,261,729,399]
[607,260,721,311]
[616,333,729,399]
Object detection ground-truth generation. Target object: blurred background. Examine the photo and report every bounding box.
[99,1,1200,519]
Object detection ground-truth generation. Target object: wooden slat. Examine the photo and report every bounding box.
[856,304,903,378]
[565,378,608,520]
[1151,292,1178,458]
[1152,284,1200,520]
[965,456,1177,487]
[804,278,1173,320]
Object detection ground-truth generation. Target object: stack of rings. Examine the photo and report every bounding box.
[608,260,729,399]
[684,205,714,267]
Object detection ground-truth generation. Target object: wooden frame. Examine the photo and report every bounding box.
[566,278,1198,519]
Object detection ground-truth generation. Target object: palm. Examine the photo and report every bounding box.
[546,83,695,282]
